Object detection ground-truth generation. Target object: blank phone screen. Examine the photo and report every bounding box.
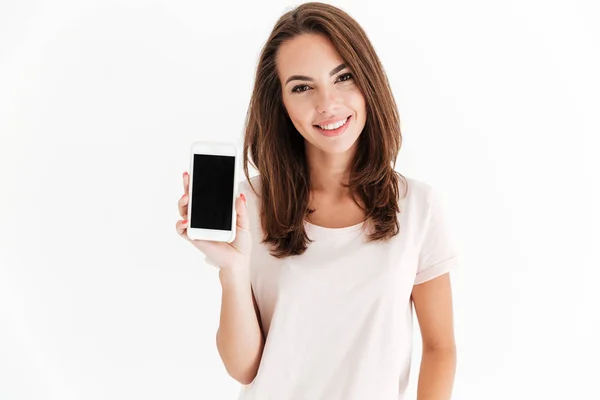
[190,154,235,231]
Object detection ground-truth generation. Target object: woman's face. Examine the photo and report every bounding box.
[276,33,367,155]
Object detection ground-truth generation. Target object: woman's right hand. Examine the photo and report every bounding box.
[176,172,252,272]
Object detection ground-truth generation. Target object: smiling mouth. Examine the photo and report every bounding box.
[313,115,352,137]
[314,116,351,130]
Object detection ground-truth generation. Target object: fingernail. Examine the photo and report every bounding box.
[182,220,188,224]
[181,193,186,199]
[240,193,246,203]
[183,172,188,177]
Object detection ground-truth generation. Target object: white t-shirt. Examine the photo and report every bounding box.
[216,175,459,400]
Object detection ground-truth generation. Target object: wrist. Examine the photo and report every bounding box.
[219,265,251,287]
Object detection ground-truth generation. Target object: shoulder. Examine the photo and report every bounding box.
[402,175,456,248]
[400,174,436,214]
[398,174,452,243]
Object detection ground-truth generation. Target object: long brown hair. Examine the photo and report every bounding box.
[242,1,408,258]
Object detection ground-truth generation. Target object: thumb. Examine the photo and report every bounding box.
[235,193,250,231]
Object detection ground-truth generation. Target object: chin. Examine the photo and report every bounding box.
[310,130,362,155]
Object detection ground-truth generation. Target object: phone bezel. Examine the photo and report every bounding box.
[186,141,238,243]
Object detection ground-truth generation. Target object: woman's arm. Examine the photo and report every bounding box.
[216,268,265,385]
[411,272,457,400]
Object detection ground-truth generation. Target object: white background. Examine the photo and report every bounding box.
[1,0,598,399]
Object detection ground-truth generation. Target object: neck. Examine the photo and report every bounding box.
[305,141,357,198]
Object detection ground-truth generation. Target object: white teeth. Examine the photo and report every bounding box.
[318,118,347,130]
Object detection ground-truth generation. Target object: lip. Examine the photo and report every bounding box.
[314,115,351,126]
[314,115,352,137]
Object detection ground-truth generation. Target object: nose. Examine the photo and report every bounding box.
[316,87,340,114]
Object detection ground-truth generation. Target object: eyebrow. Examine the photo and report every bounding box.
[285,63,348,85]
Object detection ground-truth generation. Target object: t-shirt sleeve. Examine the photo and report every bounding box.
[414,187,459,285]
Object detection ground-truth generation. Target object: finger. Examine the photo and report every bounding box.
[235,193,250,231]
[176,219,191,241]
[183,172,189,195]
[178,193,188,219]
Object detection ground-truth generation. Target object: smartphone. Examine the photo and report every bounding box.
[186,141,238,243]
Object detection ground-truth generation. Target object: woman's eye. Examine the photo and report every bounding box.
[337,73,353,82]
[291,74,352,94]
[292,85,310,93]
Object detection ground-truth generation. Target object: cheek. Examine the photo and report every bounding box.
[282,102,309,136]
[350,92,366,113]
[338,88,365,112]
[284,99,312,126]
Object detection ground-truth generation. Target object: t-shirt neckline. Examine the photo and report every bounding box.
[303,219,368,236]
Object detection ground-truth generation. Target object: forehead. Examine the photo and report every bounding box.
[276,33,345,77]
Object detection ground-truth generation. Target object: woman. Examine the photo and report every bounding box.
[176,2,458,399]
